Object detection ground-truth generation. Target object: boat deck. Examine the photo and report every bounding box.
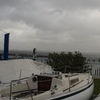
[0,73,94,100]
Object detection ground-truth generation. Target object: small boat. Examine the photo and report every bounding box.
[0,72,94,100]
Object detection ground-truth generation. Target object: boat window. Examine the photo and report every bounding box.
[70,78,79,85]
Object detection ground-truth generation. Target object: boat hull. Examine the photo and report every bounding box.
[49,81,94,100]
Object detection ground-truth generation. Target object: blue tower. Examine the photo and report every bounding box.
[4,33,10,60]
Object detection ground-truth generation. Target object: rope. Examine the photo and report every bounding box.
[0,29,7,33]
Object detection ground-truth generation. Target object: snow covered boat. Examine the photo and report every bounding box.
[0,72,94,100]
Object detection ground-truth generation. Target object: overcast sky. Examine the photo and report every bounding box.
[0,0,100,53]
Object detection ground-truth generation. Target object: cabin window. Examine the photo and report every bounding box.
[70,78,79,85]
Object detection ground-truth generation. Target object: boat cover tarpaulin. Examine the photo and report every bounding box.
[0,59,53,83]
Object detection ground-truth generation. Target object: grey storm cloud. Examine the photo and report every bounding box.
[0,0,100,52]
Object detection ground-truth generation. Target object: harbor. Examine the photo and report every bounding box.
[0,50,100,100]
[0,34,100,100]
[1,0,100,99]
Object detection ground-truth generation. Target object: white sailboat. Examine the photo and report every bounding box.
[0,71,94,100]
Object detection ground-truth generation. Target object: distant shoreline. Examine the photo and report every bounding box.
[1,50,100,58]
